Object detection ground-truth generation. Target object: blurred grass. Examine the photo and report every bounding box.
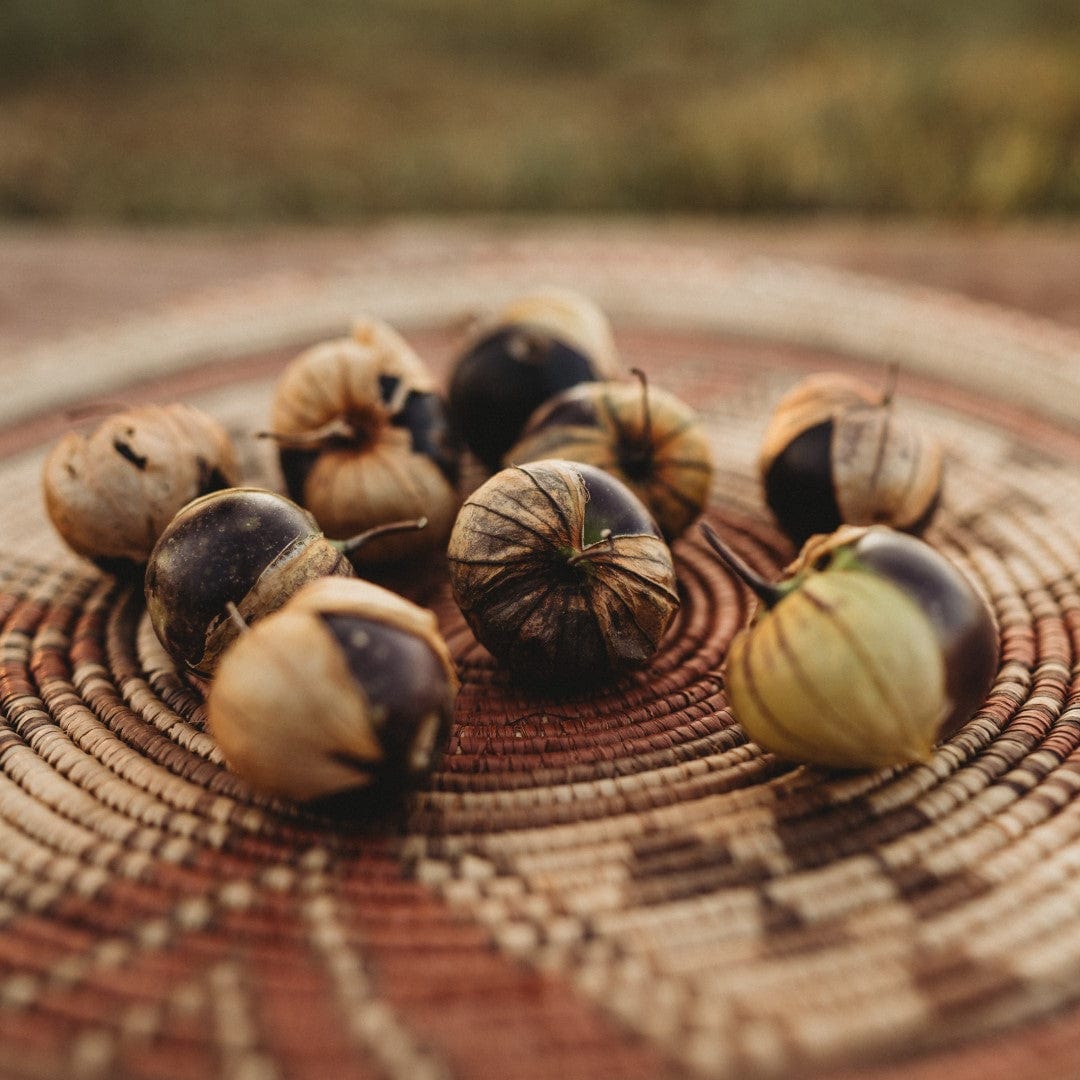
[2,0,1079,222]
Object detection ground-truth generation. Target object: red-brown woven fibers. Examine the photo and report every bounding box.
[3,270,1080,1080]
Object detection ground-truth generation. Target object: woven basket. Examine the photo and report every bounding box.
[3,241,1080,1080]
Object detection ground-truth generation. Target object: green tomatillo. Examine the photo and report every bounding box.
[702,522,999,770]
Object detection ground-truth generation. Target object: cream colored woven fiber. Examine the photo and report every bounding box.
[2,246,1080,1080]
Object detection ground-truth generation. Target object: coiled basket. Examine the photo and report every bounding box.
[2,238,1080,1080]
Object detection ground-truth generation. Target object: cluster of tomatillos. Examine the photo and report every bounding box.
[41,285,999,808]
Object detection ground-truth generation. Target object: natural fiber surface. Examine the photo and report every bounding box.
[3,247,1080,1080]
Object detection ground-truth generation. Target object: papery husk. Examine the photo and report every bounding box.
[43,403,239,565]
[757,373,881,479]
[474,286,620,377]
[831,405,944,530]
[271,320,435,436]
[447,460,679,682]
[208,607,384,802]
[285,576,459,694]
[298,440,458,560]
[207,576,457,802]
[507,380,713,539]
[785,524,872,576]
[725,566,947,770]
[268,319,458,560]
[196,537,352,677]
[758,371,942,533]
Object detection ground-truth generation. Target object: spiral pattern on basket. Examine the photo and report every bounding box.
[1,308,1080,1080]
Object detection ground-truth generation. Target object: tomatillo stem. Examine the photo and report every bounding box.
[336,517,428,557]
[225,601,249,634]
[257,418,355,448]
[566,528,614,566]
[699,522,785,609]
[881,361,900,407]
[630,368,654,449]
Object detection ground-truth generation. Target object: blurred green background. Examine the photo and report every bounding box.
[3,0,1080,223]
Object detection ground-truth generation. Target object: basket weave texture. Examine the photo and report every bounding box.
[3,250,1080,1080]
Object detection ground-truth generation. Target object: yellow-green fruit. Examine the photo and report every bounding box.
[705,523,998,771]
[726,567,945,768]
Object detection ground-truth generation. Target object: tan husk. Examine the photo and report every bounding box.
[725,566,947,770]
[757,373,881,479]
[758,371,942,531]
[207,576,458,802]
[208,605,385,801]
[447,460,679,680]
[786,524,872,574]
[271,320,436,437]
[507,380,714,539]
[297,443,457,559]
[283,576,459,694]
[268,318,457,561]
[197,537,353,676]
[472,286,621,377]
[43,403,239,565]
[831,404,944,530]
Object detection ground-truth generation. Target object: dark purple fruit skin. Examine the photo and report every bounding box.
[304,613,455,825]
[764,420,941,548]
[278,378,458,505]
[448,328,600,471]
[144,488,348,675]
[851,529,999,740]
[509,462,666,686]
[763,420,842,546]
[321,613,454,784]
[575,462,662,545]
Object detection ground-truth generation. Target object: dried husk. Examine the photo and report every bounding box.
[758,372,942,534]
[447,460,679,682]
[143,487,353,679]
[473,286,621,378]
[507,380,714,539]
[196,536,352,676]
[272,320,437,432]
[207,577,457,802]
[293,445,457,560]
[757,373,879,477]
[726,566,947,769]
[831,404,944,530]
[209,604,385,801]
[789,523,872,572]
[268,318,457,563]
[43,403,239,566]
[284,576,459,693]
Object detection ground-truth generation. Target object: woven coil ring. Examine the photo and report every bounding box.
[2,263,1080,1080]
